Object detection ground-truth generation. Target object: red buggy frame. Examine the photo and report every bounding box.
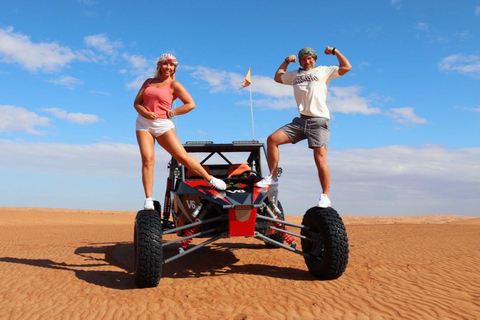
[133,141,349,288]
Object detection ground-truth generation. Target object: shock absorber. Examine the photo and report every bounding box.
[266,202,296,248]
[273,219,296,248]
[179,222,200,250]
[163,177,172,221]
[179,201,208,250]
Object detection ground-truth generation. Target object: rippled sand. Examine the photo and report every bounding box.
[1,207,479,319]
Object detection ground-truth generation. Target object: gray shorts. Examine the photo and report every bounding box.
[280,116,330,149]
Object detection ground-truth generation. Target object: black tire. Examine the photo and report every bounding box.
[134,210,163,288]
[265,201,285,248]
[301,207,349,280]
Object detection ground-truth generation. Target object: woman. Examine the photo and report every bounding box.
[134,53,226,210]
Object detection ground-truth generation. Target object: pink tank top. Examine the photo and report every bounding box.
[143,81,177,119]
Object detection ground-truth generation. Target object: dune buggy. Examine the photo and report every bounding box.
[133,141,349,288]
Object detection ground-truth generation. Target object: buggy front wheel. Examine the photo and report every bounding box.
[134,210,163,288]
[301,207,349,280]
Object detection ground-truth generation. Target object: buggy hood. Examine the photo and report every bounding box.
[177,180,274,208]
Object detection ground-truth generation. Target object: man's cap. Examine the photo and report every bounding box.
[298,47,317,61]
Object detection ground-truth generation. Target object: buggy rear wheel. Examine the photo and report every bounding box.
[301,207,349,280]
[134,210,163,288]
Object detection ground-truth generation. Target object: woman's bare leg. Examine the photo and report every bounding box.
[156,129,212,181]
[136,130,156,198]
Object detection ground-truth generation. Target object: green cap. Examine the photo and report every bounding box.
[298,47,317,61]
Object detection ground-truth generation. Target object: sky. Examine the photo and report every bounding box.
[1,0,479,216]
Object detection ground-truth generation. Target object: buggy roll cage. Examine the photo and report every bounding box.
[172,140,269,182]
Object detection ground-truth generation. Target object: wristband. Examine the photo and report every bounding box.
[168,110,175,118]
[332,47,336,56]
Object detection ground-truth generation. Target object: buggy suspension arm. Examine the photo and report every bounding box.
[162,228,217,247]
[257,215,319,243]
[268,226,321,244]
[256,215,309,230]
[163,233,226,264]
[162,215,224,235]
[254,232,309,257]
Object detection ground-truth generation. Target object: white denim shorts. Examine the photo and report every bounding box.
[135,115,175,138]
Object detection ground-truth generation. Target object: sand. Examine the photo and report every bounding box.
[0,207,479,319]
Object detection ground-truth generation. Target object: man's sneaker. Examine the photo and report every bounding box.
[144,198,154,210]
[255,174,279,188]
[208,176,226,190]
[317,194,331,208]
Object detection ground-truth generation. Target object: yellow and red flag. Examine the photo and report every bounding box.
[241,68,251,89]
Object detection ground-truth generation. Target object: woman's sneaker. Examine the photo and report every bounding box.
[144,198,155,210]
[208,176,226,190]
[317,194,331,208]
[255,174,279,188]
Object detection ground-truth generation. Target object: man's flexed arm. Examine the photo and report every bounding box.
[325,47,352,76]
[274,55,296,83]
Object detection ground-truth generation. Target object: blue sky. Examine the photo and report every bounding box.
[1,0,479,216]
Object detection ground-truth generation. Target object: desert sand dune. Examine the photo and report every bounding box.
[0,207,479,319]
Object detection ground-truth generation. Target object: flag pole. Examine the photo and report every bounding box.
[241,68,254,140]
[249,83,255,140]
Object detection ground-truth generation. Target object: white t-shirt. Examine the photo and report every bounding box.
[281,65,340,119]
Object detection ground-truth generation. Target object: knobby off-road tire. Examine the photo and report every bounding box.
[265,201,285,248]
[301,207,349,280]
[134,210,163,288]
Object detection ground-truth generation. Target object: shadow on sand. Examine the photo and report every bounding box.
[0,241,315,290]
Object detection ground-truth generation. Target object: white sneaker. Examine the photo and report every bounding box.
[317,194,331,208]
[208,176,226,190]
[144,198,155,210]
[255,174,279,188]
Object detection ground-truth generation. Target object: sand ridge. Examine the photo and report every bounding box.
[0,207,479,319]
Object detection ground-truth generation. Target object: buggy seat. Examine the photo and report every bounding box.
[227,163,252,178]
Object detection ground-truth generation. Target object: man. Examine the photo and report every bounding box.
[256,46,351,208]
